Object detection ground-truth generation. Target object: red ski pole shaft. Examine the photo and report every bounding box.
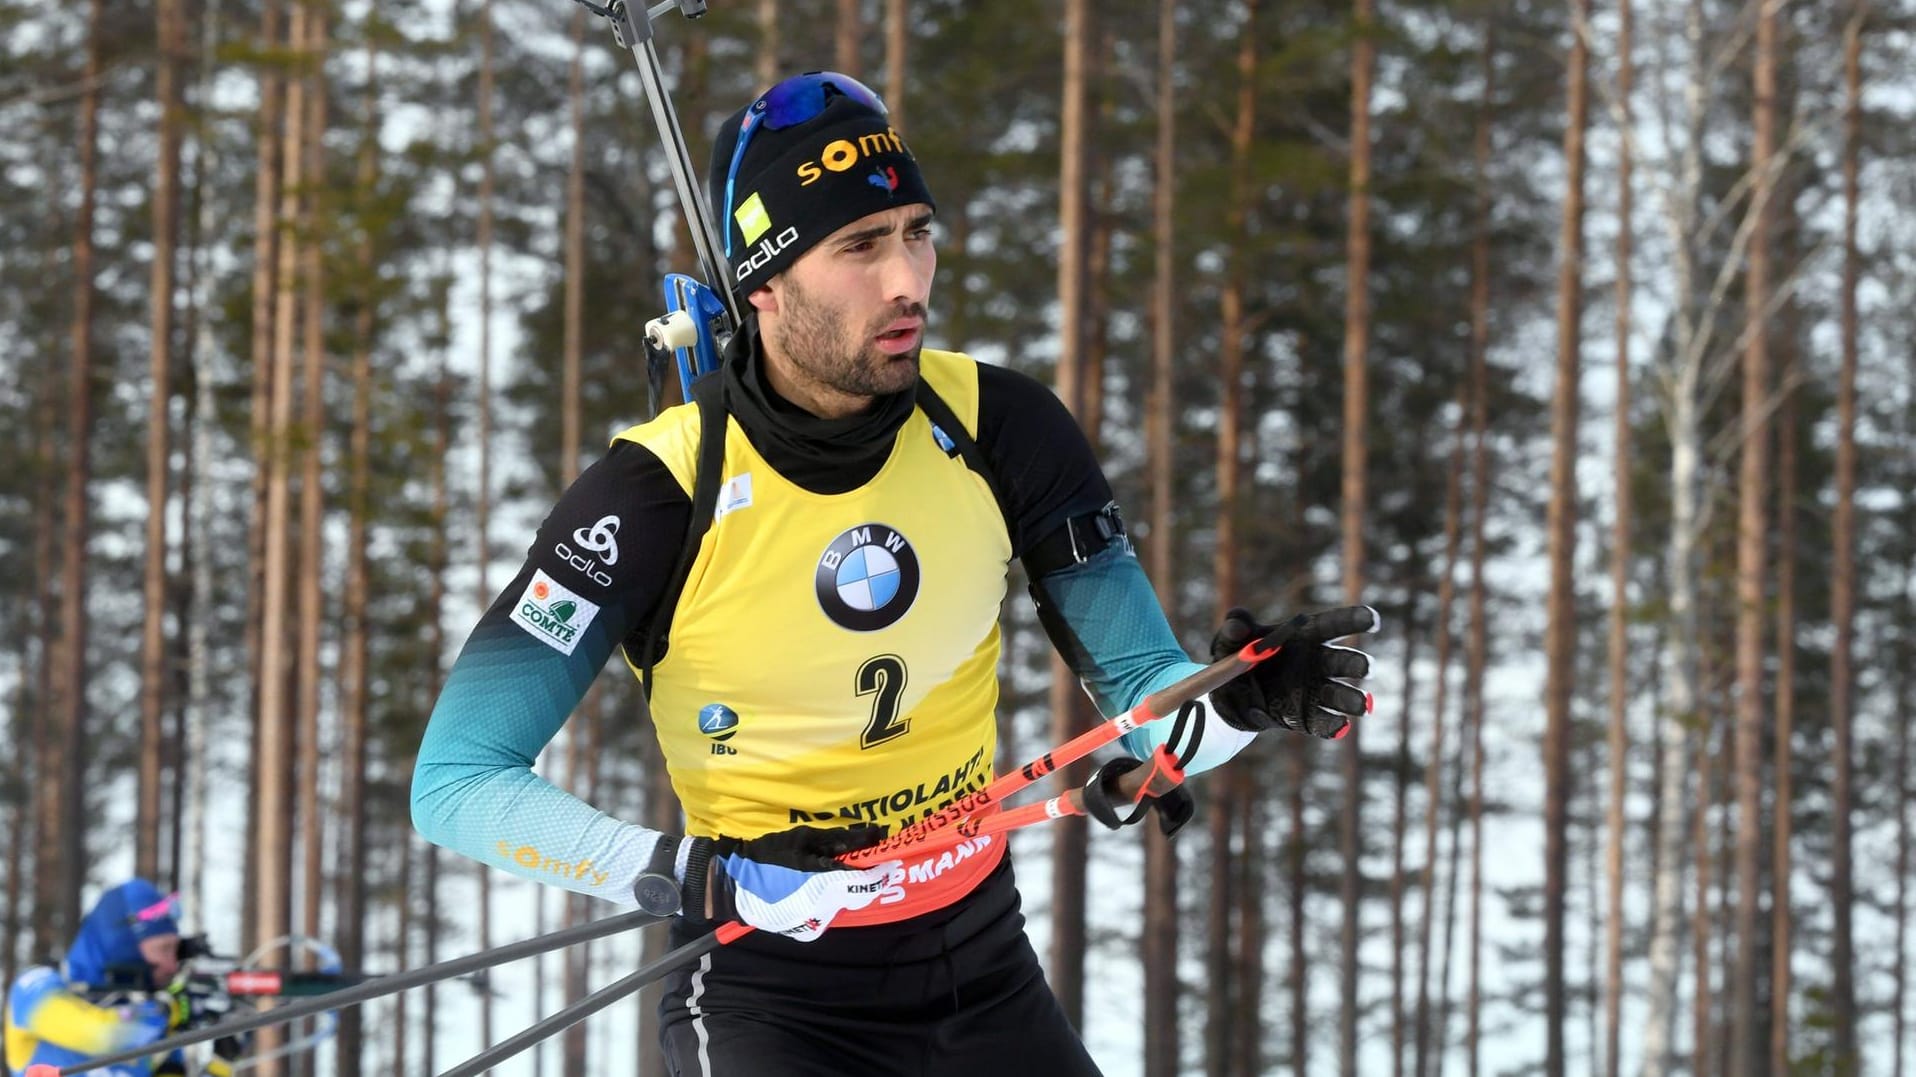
[840,637,1276,869]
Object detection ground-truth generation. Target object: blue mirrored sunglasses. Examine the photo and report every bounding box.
[722,71,888,260]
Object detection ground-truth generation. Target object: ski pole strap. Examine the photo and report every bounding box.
[1082,746,1194,838]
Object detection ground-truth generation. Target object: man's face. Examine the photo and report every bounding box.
[751,204,937,409]
[139,934,182,984]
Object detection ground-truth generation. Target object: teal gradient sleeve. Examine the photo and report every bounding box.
[411,607,665,907]
[1030,547,1256,776]
[412,441,690,907]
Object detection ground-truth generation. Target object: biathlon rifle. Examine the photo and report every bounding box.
[568,0,741,413]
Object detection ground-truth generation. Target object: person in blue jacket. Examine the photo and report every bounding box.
[4,879,241,1077]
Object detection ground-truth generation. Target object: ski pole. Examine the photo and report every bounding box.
[421,637,1271,1074]
[435,923,750,1077]
[837,626,1289,867]
[37,908,673,1075]
[421,622,1309,1074]
[429,739,1191,1077]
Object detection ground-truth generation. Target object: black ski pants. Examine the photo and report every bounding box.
[656,855,1104,1077]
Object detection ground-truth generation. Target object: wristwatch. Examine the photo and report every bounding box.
[632,836,684,917]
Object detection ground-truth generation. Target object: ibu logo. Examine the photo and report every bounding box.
[699,704,740,756]
[814,523,921,632]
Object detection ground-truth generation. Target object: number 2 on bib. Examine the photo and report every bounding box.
[857,654,910,749]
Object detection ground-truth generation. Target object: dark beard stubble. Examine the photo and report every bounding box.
[777,275,927,400]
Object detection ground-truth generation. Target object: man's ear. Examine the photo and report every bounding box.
[746,280,779,316]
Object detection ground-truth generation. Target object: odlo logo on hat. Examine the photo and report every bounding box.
[735,223,801,284]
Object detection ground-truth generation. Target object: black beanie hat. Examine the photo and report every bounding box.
[707,73,936,301]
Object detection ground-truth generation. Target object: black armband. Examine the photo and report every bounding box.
[1022,500,1130,579]
[677,837,717,921]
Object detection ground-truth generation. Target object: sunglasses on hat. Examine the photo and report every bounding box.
[721,71,888,260]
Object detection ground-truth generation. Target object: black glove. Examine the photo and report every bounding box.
[1208,605,1379,739]
[213,1031,251,1061]
[205,1030,251,1077]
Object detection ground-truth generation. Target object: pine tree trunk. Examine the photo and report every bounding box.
[15,382,59,966]
[295,19,332,1056]
[254,3,308,1070]
[1465,659,1485,1077]
[1829,4,1864,1069]
[1048,0,1093,1027]
[1289,747,1310,1077]
[332,33,380,1076]
[755,0,777,86]
[1142,3,1181,1073]
[139,0,188,882]
[1693,721,1717,1077]
[5,667,29,986]
[27,392,57,957]
[181,0,220,916]
[638,713,682,1077]
[1083,29,1114,452]
[242,0,285,951]
[1434,678,1472,1074]
[1893,550,1911,1077]
[48,0,106,944]
[423,340,453,1077]
[562,895,587,1074]
[565,7,586,493]
[1602,3,1633,1072]
[474,0,499,1044]
[1730,0,1778,1065]
[394,833,413,1073]
[1460,29,1495,1076]
[1413,396,1467,1077]
[1769,233,1799,1077]
[1338,1,1376,1066]
[560,18,592,1062]
[1394,605,1410,1077]
[1542,0,1590,1067]
[1232,770,1267,1075]
[884,0,906,129]
[836,0,861,75]
[1590,741,1609,1074]
[1395,601,1421,1076]
[1204,10,1256,1076]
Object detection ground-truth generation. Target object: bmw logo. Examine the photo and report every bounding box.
[815,523,921,631]
[698,703,740,741]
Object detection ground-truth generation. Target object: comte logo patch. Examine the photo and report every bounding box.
[814,523,920,632]
[511,569,599,656]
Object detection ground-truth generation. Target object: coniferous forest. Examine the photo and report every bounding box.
[2,0,1914,1074]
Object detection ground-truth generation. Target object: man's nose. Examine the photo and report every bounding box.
[880,245,932,306]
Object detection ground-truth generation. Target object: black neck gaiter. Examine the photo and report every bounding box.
[720,323,917,495]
